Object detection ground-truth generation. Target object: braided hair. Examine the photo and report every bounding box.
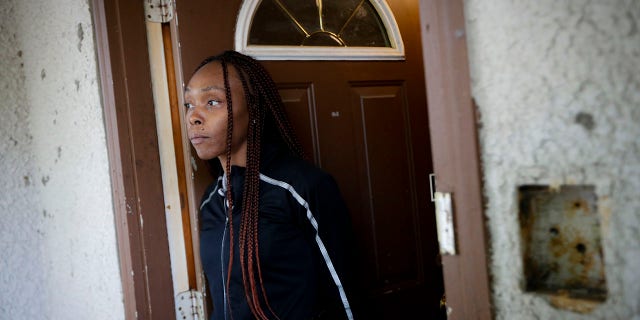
[193,50,304,319]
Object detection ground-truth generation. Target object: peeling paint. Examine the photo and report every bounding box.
[626,11,638,36]
[77,23,84,52]
[575,112,595,131]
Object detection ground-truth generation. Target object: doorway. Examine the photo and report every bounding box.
[172,0,444,318]
[94,0,493,318]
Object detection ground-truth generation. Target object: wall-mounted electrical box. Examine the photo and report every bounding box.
[518,185,607,311]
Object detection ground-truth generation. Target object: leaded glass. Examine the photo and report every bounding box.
[248,0,391,47]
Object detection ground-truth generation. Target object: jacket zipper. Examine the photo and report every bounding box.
[221,214,229,319]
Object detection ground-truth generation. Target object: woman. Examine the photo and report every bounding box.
[184,50,359,320]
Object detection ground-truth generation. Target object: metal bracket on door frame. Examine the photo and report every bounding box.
[434,191,457,255]
[144,0,174,23]
[429,173,436,202]
[430,173,457,255]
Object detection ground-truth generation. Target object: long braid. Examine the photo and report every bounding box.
[242,80,268,320]
[194,51,302,320]
[220,59,236,319]
[235,69,282,320]
[236,66,273,320]
[239,57,282,320]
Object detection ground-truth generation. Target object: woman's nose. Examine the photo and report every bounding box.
[188,109,203,126]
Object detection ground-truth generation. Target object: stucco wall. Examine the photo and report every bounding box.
[0,0,124,319]
[464,0,640,319]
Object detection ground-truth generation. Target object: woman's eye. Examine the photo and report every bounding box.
[184,103,193,109]
[207,100,220,107]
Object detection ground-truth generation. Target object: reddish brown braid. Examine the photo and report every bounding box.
[194,51,303,320]
[229,60,266,319]
[219,60,236,319]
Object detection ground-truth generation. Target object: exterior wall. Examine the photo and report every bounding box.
[0,0,124,319]
[464,0,640,319]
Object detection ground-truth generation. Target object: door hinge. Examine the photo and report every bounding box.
[144,0,174,23]
[175,290,204,320]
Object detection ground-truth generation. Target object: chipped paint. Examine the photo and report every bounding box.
[77,22,84,52]
[575,112,595,131]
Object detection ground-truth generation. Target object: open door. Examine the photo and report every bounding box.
[171,1,445,319]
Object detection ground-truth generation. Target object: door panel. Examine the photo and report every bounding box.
[174,1,445,319]
[278,83,320,164]
[350,83,420,290]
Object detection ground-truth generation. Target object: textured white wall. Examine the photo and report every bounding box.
[464,0,640,319]
[0,0,124,319]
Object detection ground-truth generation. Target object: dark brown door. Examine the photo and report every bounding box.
[174,1,444,318]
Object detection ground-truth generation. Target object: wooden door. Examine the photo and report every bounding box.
[174,1,445,318]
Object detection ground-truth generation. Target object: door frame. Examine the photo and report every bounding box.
[92,0,175,318]
[92,0,492,319]
[419,0,493,319]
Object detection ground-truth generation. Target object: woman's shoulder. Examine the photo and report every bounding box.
[262,153,335,191]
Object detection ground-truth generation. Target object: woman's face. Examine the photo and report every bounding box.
[184,62,249,166]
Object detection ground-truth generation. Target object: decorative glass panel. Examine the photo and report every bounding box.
[235,0,404,60]
[249,0,390,47]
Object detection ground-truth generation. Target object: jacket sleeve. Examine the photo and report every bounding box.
[303,172,362,320]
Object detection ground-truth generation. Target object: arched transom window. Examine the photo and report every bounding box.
[235,0,404,60]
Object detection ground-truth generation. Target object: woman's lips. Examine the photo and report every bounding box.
[190,135,207,144]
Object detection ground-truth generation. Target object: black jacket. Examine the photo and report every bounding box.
[199,145,358,320]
